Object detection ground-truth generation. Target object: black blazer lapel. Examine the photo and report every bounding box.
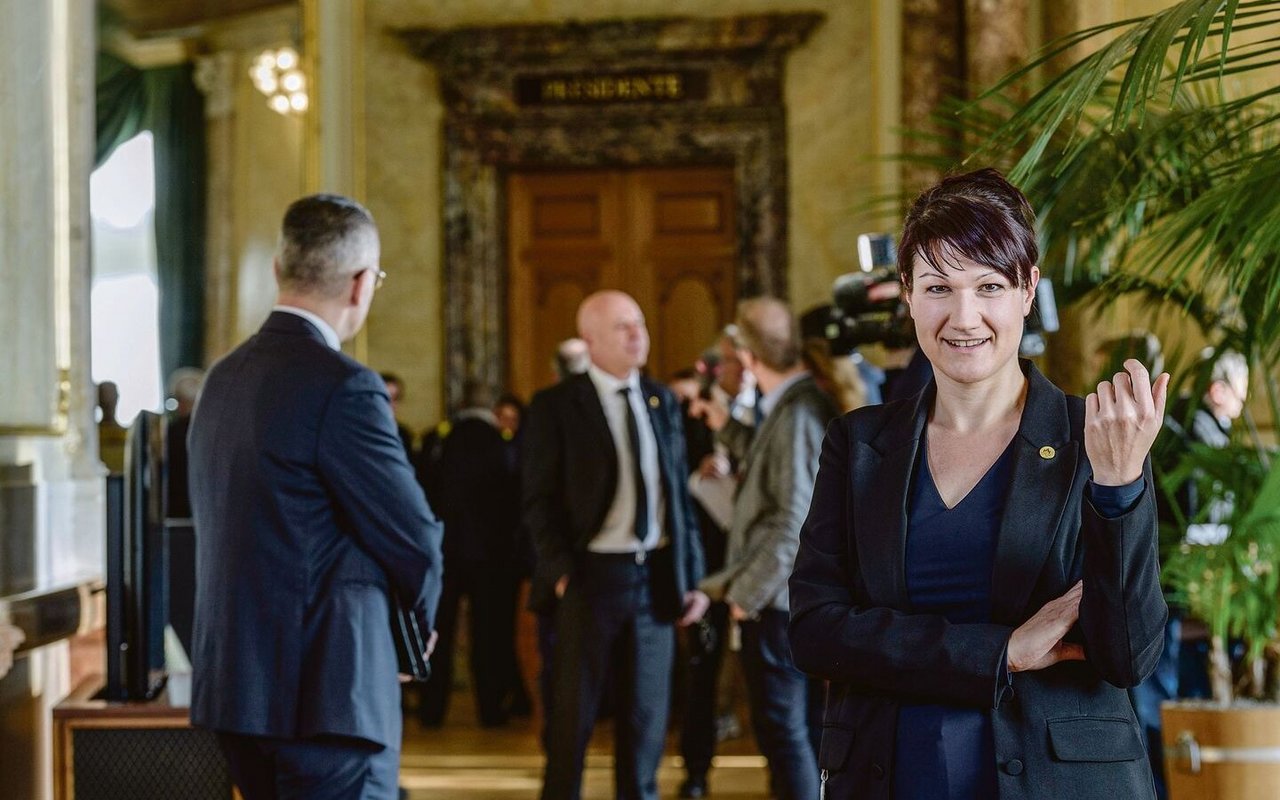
[569,374,619,530]
[569,373,614,453]
[640,379,673,484]
[990,365,1080,625]
[853,386,931,610]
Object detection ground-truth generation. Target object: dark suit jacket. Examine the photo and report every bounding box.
[789,362,1166,799]
[188,312,444,749]
[522,372,705,618]
[433,411,520,565]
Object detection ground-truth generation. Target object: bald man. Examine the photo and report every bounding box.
[523,290,710,800]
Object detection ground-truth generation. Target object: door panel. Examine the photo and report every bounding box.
[508,171,622,396]
[508,166,735,400]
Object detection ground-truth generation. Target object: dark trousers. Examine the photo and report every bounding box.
[681,600,730,780]
[421,559,520,726]
[739,609,821,800]
[216,732,398,800]
[537,609,557,751]
[542,554,675,800]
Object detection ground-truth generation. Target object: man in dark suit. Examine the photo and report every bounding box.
[418,381,522,728]
[188,194,444,800]
[523,290,710,800]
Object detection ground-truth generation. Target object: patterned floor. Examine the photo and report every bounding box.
[398,693,772,799]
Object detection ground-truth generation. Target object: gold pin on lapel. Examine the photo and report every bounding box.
[648,395,660,409]
[1039,446,1056,460]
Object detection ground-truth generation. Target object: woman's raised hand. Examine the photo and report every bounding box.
[1085,359,1170,486]
[1007,581,1086,673]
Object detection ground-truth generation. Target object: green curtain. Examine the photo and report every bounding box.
[145,66,207,381]
[95,52,147,167]
[95,55,206,378]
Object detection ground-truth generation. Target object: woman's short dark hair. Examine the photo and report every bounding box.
[896,168,1038,291]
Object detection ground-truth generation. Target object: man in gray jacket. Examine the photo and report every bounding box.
[697,297,836,800]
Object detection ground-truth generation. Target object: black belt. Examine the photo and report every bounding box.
[584,545,668,566]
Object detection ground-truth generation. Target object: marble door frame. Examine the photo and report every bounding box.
[398,13,822,404]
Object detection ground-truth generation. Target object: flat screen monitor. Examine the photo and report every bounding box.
[103,411,168,701]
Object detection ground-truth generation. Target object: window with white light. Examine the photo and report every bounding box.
[90,132,162,427]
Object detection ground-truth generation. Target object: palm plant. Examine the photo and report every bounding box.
[894,0,1280,703]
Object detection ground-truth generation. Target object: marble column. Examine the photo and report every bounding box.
[0,1,102,798]
[195,51,240,362]
[1038,0,1112,393]
[964,0,1029,102]
[900,0,966,194]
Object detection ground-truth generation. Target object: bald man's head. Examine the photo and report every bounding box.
[577,290,649,378]
[736,297,801,373]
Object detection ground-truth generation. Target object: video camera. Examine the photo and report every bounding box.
[804,233,1060,357]
[802,234,914,353]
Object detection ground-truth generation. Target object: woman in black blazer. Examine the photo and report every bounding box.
[789,168,1170,799]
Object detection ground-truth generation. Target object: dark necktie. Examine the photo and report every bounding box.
[619,387,649,544]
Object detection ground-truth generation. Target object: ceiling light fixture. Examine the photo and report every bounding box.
[250,46,308,116]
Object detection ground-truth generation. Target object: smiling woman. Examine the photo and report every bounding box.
[789,168,1171,800]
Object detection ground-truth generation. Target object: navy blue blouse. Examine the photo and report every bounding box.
[893,437,1013,799]
[891,436,1146,799]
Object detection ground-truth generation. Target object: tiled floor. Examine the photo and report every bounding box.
[399,692,772,799]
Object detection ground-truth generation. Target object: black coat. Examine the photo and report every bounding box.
[433,413,520,564]
[521,372,705,618]
[188,312,444,749]
[789,362,1166,799]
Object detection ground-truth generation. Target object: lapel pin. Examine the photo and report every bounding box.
[1039,446,1056,460]
[648,395,660,409]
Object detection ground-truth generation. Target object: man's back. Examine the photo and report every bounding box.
[189,311,442,749]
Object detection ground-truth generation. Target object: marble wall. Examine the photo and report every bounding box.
[0,1,101,797]
[197,0,1278,431]
[198,6,307,362]
[363,0,900,431]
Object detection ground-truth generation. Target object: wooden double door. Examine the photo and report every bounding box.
[507,166,738,400]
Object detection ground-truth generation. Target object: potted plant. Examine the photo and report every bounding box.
[889,2,1280,796]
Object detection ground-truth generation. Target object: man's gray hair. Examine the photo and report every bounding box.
[1205,347,1248,387]
[276,194,379,296]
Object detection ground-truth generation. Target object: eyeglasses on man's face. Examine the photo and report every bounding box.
[354,267,387,291]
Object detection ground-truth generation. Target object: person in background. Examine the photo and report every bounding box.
[493,391,534,719]
[495,393,524,443]
[419,381,523,728]
[802,337,869,414]
[696,298,835,800]
[164,367,205,519]
[554,337,591,380]
[675,332,745,799]
[188,194,443,800]
[1135,346,1250,799]
[97,381,128,473]
[790,168,1168,799]
[667,367,723,800]
[381,372,415,458]
[523,290,709,800]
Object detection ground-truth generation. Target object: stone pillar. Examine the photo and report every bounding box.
[900,0,966,194]
[195,51,239,362]
[0,0,102,798]
[302,0,369,360]
[1038,0,1114,393]
[964,0,1029,101]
